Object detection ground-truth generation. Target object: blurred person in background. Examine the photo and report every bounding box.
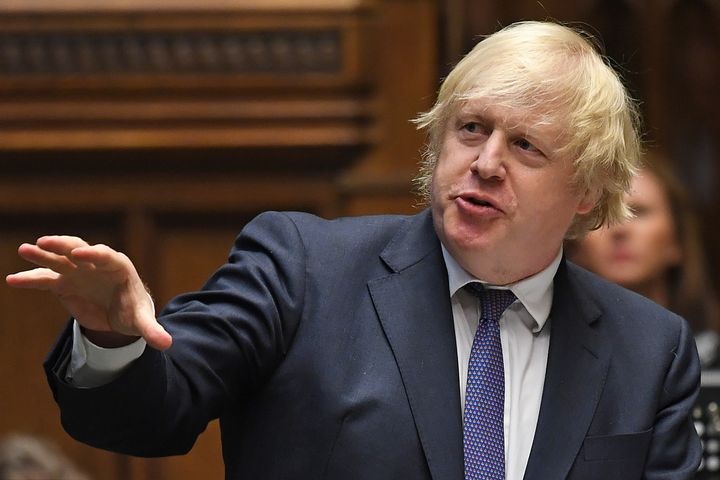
[568,151,720,368]
[0,433,90,480]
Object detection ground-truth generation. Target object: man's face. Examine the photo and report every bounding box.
[431,99,594,284]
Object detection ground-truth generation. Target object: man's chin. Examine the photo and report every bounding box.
[445,222,503,250]
[444,233,502,267]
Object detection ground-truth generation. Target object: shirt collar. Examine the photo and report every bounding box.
[441,245,561,333]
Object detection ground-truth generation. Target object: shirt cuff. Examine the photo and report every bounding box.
[67,320,147,388]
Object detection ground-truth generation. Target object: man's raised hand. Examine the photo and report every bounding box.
[6,236,172,351]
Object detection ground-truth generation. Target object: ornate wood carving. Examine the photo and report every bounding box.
[0,29,342,75]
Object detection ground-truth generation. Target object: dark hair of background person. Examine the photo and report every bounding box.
[643,152,720,335]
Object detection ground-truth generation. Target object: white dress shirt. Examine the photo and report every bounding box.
[442,245,559,480]
[69,246,560,479]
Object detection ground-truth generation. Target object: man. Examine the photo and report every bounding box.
[6,21,702,479]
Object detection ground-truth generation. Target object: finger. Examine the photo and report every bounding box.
[17,243,78,274]
[70,257,97,269]
[70,244,126,271]
[6,268,61,290]
[36,235,90,257]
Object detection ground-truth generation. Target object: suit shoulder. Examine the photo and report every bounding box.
[251,210,417,246]
[563,262,696,368]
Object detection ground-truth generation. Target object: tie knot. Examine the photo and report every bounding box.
[467,284,517,323]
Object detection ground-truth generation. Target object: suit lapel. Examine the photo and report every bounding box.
[368,211,464,480]
[523,259,610,480]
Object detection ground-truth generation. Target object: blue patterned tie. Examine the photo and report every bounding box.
[463,284,516,480]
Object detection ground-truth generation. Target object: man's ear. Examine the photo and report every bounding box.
[576,188,600,215]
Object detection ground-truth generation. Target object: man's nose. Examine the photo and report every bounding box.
[470,130,507,180]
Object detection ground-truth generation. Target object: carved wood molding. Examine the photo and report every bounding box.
[0,2,379,154]
[0,29,342,76]
[0,0,376,13]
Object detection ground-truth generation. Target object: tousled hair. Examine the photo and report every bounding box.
[413,21,642,238]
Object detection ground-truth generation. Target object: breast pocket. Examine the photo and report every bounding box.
[567,428,653,480]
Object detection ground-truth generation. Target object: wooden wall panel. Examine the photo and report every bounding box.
[339,0,437,216]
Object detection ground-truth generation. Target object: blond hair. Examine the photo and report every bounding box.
[413,21,642,237]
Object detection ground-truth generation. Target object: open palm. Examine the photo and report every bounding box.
[6,235,172,350]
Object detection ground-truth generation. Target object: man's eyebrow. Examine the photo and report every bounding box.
[456,110,487,120]
[455,106,561,145]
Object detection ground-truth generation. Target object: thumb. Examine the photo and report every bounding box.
[128,284,172,350]
[138,319,173,351]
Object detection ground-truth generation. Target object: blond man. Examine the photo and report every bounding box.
[8,21,701,479]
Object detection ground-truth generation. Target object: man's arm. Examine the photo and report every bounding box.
[13,213,307,457]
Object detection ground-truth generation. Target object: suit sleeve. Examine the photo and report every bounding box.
[644,315,703,478]
[44,211,307,456]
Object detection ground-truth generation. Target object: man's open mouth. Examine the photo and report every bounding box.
[466,198,494,207]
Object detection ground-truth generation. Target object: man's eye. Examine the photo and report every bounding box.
[462,122,479,133]
[515,138,538,152]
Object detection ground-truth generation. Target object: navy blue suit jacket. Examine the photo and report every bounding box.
[46,210,702,479]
